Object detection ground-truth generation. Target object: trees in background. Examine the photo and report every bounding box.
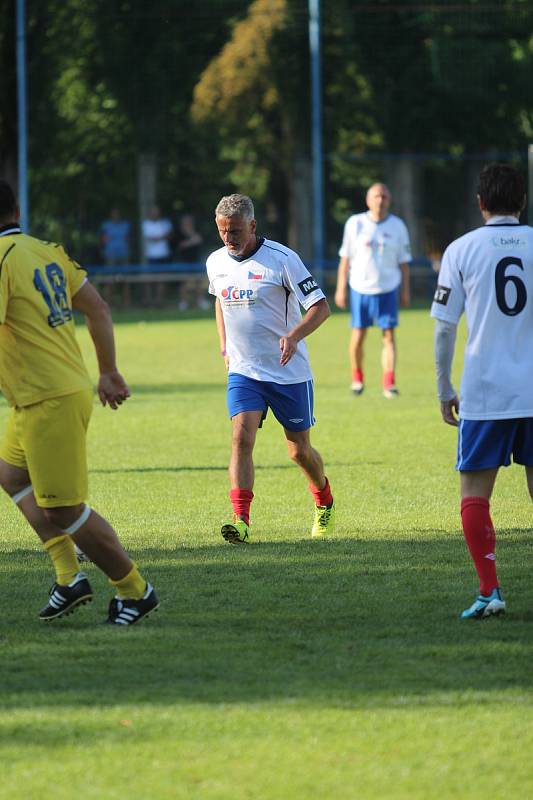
[3,0,533,260]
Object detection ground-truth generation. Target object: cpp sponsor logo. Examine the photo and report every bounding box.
[221,285,255,301]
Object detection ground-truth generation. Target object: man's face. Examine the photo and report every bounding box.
[366,185,391,220]
[216,214,257,258]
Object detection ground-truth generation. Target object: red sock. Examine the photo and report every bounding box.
[309,477,333,508]
[383,370,395,389]
[460,496,498,596]
[352,368,364,383]
[229,488,254,525]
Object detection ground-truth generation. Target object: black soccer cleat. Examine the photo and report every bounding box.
[39,572,93,621]
[105,583,159,626]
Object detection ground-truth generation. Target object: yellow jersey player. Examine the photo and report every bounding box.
[0,180,159,625]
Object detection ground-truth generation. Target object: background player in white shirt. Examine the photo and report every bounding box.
[431,163,533,619]
[141,205,173,306]
[207,194,334,543]
[335,183,411,398]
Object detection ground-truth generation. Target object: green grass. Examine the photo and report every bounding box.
[1,308,533,799]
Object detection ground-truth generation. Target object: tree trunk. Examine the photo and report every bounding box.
[137,152,157,261]
[287,154,313,263]
[385,157,423,258]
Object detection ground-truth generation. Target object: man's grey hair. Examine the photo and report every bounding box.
[215,194,255,222]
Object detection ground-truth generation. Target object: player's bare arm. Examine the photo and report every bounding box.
[215,297,229,370]
[72,282,130,409]
[334,257,349,309]
[400,262,411,308]
[280,298,330,366]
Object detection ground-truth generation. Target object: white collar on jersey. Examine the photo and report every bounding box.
[0,224,22,237]
[485,215,520,225]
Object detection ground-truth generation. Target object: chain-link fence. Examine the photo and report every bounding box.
[9,0,532,303]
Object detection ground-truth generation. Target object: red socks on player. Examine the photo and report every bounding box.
[352,368,364,384]
[460,496,498,596]
[231,480,333,523]
[309,477,333,508]
[383,370,395,390]
[229,488,254,525]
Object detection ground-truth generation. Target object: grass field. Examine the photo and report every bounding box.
[1,307,533,800]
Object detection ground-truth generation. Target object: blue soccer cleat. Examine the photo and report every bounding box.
[460,587,506,620]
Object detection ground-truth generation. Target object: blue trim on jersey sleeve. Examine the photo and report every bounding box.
[263,241,293,257]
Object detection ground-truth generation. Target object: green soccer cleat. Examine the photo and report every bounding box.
[311,502,335,537]
[221,517,250,544]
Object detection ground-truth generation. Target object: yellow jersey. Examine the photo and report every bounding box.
[0,225,93,407]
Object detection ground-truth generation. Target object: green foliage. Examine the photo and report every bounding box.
[4,1,533,258]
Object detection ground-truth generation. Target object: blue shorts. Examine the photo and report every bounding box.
[456,418,533,471]
[350,288,399,329]
[227,373,315,432]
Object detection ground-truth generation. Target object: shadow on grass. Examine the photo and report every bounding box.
[89,460,379,475]
[77,308,214,326]
[1,535,533,715]
[128,382,221,395]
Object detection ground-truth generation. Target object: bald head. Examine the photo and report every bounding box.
[366,183,391,222]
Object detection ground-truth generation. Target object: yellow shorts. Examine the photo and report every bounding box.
[0,389,94,508]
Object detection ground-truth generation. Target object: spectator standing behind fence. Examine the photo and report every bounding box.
[176,213,209,311]
[334,183,411,398]
[141,205,173,307]
[99,208,131,306]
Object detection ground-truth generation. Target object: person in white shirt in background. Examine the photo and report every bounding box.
[335,183,411,398]
[431,162,533,620]
[141,205,173,307]
[207,194,335,544]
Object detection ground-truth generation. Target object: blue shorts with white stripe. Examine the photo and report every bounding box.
[456,417,533,471]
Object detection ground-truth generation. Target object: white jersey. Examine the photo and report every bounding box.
[431,216,533,420]
[339,212,411,294]
[142,218,172,260]
[207,237,325,384]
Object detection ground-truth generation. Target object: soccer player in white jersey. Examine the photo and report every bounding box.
[335,183,411,398]
[207,194,335,543]
[431,163,533,619]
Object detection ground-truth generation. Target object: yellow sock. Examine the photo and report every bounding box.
[111,563,146,600]
[43,535,79,585]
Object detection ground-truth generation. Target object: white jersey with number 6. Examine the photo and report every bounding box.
[431,216,533,420]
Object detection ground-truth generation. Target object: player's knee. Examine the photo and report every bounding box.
[43,503,88,531]
[231,426,255,453]
[0,463,31,500]
[287,441,309,465]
